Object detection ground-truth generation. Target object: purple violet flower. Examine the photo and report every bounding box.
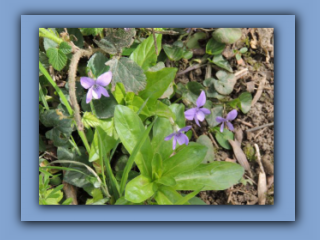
[80,71,112,104]
[124,28,131,31]
[164,126,192,150]
[216,109,238,133]
[184,91,211,127]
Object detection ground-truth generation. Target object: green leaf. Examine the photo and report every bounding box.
[44,188,63,205]
[59,42,72,55]
[89,120,117,162]
[186,32,206,49]
[114,106,153,178]
[151,117,174,161]
[183,50,193,59]
[81,90,118,119]
[125,175,155,203]
[174,187,203,205]
[240,47,248,54]
[154,185,183,205]
[212,28,242,44]
[105,57,146,94]
[187,196,207,205]
[163,41,189,61]
[67,28,84,48]
[210,54,233,72]
[205,105,223,127]
[213,70,236,95]
[61,198,74,205]
[203,78,225,99]
[39,52,50,76]
[39,135,46,152]
[93,28,135,54]
[206,38,226,55]
[113,82,127,104]
[40,109,74,147]
[162,143,207,178]
[114,155,129,172]
[148,62,165,72]
[115,196,143,205]
[130,33,162,71]
[182,82,206,106]
[82,112,101,129]
[174,162,244,190]
[169,104,185,128]
[156,176,176,186]
[87,52,109,78]
[152,153,163,180]
[196,135,215,163]
[46,48,67,71]
[80,28,104,36]
[215,129,234,150]
[239,92,252,113]
[139,68,177,101]
[57,146,92,188]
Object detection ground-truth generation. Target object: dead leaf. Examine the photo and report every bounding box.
[228,139,250,171]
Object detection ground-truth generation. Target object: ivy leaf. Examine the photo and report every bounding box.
[215,129,234,149]
[87,52,109,78]
[105,57,146,94]
[80,28,104,36]
[212,28,242,44]
[206,38,226,55]
[94,28,135,54]
[213,70,236,95]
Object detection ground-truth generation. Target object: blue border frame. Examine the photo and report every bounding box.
[22,15,295,221]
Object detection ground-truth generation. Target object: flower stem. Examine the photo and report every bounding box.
[39,61,91,153]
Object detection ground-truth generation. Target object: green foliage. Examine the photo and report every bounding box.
[80,28,104,36]
[215,129,234,150]
[87,52,109,78]
[196,135,215,163]
[174,162,244,190]
[130,33,162,71]
[46,42,72,71]
[163,41,192,61]
[82,112,101,129]
[206,38,226,55]
[212,28,242,44]
[209,54,233,72]
[186,32,206,49]
[94,28,136,54]
[105,57,147,93]
[205,105,224,127]
[213,70,236,95]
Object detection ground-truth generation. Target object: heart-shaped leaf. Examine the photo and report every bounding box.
[105,57,146,93]
[215,129,234,150]
[203,78,225,99]
[87,52,109,78]
[239,92,252,113]
[213,70,236,95]
[94,28,135,54]
[206,38,226,55]
[210,54,233,72]
[205,105,223,127]
[212,28,242,44]
[196,135,215,163]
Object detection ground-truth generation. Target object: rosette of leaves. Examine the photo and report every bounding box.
[113,106,244,205]
[94,28,136,55]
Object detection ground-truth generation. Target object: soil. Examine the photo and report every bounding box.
[176,28,274,205]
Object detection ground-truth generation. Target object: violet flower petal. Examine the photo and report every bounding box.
[220,122,225,132]
[176,133,186,145]
[96,72,112,87]
[80,77,95,89]
[182,133,189,146]
[196,110,205,122]
[226,122,234,131]
[200,108,211,115]
[164,133,175,141]
[216,116,225,123]
[179,126,192,133]
[172,136,177,150]
[195,117,200,127]
[184,108,197,120]
[86,88,93,103]
[196,91,206,108]
[92,86,102,99]
[226,109,238,121]
[99,87,109,97]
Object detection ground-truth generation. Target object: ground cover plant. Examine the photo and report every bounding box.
[39,28,274,205]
